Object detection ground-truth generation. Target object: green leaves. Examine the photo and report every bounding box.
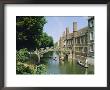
[36,64,47,74]
[16,62,47,74]
[16,62,35,74]
[16,16,47,51]
[40,32,54,48]
[16,48,29,63]
[16,16,54,51]
[16,16,53,74]
[16,48,47,74]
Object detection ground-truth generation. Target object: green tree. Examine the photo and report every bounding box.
[40,32,54,48]
[16,16,46,51]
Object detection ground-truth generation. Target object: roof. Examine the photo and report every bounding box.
[61,26,90,40]
[74,27,88,37]
[67,33,73,39]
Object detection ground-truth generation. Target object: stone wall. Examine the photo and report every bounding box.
[58,16,94,64]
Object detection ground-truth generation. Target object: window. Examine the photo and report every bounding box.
[90,32,94,40]
[90,45,94,52]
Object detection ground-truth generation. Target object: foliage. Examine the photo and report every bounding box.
[54,42,58,48]
[16,48,47,74]
[16,62,47,74]
[40,32,54,48]
[16,48,29,63]
[16,16,47,50]
[16,62,35,74]
[36,64,47,74]
[16,16,53,74]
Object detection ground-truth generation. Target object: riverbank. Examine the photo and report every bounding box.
[16,49,94,74]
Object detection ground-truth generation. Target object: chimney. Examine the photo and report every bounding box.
[73,22,77,32]
[66,27,69,35]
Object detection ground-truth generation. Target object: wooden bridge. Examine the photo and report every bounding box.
[33,46,71,63]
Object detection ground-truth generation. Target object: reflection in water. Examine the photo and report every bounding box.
[40,51,94,74]
[85,68,88,74]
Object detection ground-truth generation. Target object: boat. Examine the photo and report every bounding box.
[77,60,88,68]
[53,57,57,61]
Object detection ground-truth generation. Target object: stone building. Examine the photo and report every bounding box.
[59,16,94,64]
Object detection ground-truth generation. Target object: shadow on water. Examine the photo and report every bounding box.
[40,51,94,74]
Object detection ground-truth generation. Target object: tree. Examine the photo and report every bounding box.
[40,32,54,48]
[16,16,46,51]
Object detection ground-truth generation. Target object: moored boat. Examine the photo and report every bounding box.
[77,60,88,68]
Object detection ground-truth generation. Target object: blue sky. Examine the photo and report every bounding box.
[43,16,88,43]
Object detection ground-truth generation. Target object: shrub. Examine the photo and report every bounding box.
[16,62,35,74]
[16,48,30,63]
[16,48,47,74]
[36,64,47,74]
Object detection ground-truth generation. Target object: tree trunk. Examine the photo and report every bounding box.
[37,53,40,64]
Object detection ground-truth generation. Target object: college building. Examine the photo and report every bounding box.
[59,16,94,64]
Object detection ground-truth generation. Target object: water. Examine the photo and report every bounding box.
[40,51,94,74]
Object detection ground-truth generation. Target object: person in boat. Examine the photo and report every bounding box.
[77,59,80,63]
[53,57,57,61]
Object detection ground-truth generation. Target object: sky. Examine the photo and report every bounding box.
[43,16,88,43]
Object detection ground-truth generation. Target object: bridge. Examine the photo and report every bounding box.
[32,46,89,67]
[33,46,71,63]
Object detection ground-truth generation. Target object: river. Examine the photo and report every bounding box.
[40,51,94,74]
